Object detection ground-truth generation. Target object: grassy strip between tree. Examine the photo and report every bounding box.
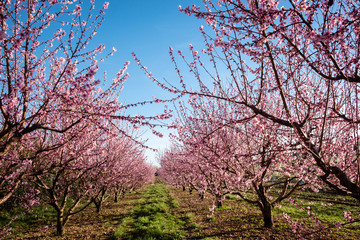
[110,184,194,240]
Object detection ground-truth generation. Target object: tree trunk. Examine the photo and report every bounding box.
[261,202,273,228]
[200,193,204,200]
[216,196,222,208]
[182,186,186,191]
[114,191,118,203]
[255,183,273,228]
[56,209,65,236]
[96,202,101,213]
[258,198,273,228]
[93,199,102,213]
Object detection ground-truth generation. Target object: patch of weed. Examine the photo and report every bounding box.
[215,205,231,211]
[111,184,187,240]
[206,216,215,221]
[181,213,194,223]
[225,194,239,200]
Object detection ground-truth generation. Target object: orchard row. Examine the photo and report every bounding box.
[154,0,360,238]
[0,1,157,237]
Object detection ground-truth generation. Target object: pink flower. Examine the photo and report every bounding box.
[87,68,96,78]
[334,221,342,228]
[283,213,290,221]
[103,2,109,9]
[73,4,82,16]
[0,30,6,42]
[344,211,354,222]
[13,39,22,49]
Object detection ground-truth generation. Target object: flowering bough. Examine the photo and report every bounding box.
[151,0,360,202]
[0,0,163,206]
[0,0,161,236]
[30,120,154,235]
[152,0,360,235]
[159,95,310,228]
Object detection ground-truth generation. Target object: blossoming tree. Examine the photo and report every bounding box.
[159,95,308,227]
[0,0,163,209]
[149,0,360,201]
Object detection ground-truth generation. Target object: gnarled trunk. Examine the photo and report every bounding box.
[56,209,65,236]
[257,183,273,228]
[260,201,273,228]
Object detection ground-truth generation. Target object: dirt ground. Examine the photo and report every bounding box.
[8,184,360,239]
[10,191,142,240]
[169,186,297,240]
[168,186,360,240]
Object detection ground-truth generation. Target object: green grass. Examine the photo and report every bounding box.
[0,203,56,237]
[180,213,194,223]
[111,184,193,240]
[272,190,360,235]
[228,188,360,227]
[215,205,231,211]
[225,194,240,200]
[275,192,360,224]
[205,216,215,221]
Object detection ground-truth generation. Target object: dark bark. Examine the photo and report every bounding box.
[92,188,106,213]
[216,196,223,208]
[114,191,118,203]
[56,209,65,236]
[256,183,273,228]
[260,201,273,228]
[94,200,102,213]
[200,193,204,200]
[121,189,126,198]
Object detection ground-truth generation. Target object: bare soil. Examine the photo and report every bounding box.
[10,191,142,240]
[168,186,360,240]
[7,184,360,239]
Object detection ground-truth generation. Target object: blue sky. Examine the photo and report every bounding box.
[93,0,205,166]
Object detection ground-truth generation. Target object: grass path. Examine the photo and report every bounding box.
[110,183,194,240]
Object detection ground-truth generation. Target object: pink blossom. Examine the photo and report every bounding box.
[344,211,354,222]
[0,31,6,41]
[13,39,22,49]
[334,221,342,228]
[73,4,82,16]
[103,2,109,9]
